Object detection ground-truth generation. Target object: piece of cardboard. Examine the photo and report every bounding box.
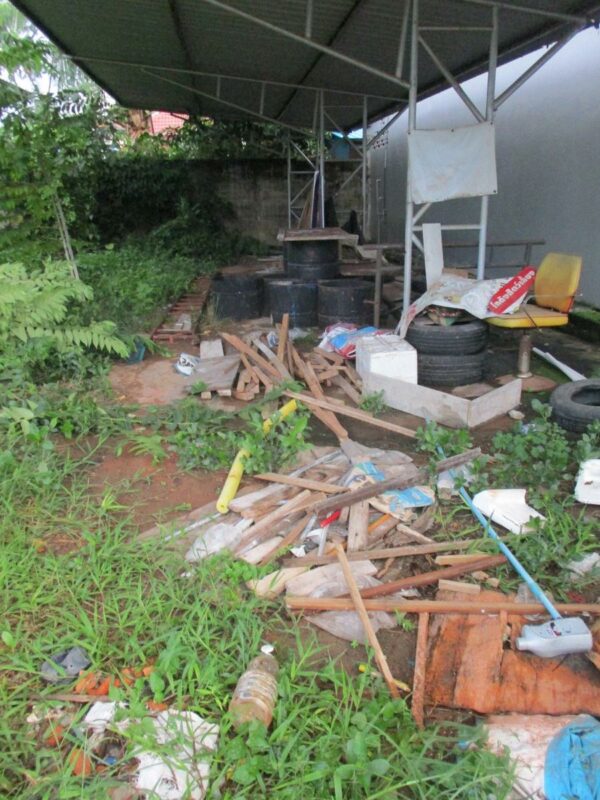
[422,223,444,288]
[363,373,522,428]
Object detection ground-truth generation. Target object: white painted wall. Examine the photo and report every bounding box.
[369,27,600,308]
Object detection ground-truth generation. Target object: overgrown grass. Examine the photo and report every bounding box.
[419,407,600,600]
[0,431,513,798]
[76,244,208,334]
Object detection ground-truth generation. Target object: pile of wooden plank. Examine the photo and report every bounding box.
[139,440,600,725]
[189,314,420,449]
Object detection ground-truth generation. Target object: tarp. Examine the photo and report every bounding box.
[408,122,497,204]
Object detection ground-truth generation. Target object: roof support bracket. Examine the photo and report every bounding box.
[419,35,485,122]
[494,27,582,109]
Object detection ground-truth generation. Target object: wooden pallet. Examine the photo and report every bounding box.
[151,276,210,344]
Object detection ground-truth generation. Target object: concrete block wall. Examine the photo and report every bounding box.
[187,158,363,245]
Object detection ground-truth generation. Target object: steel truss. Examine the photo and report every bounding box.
[401,0,585,313]
[74,0,591,308]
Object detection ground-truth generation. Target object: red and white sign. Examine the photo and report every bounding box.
[487,267,536,314]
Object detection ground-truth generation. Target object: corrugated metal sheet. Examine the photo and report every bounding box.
[12,0,600,130]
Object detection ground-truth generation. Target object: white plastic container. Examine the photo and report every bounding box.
[355,334,418,384]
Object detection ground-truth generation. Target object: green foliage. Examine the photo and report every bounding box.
[143,397,311,475]
[0,261,129,390]
[89,157,228,241]
[188,380,209,395]
[76,244,205,333]
[416,422,474,461]
[503,504,599,599]
[0,76,124,261]
[214,678,511,799]
[131,116,316,161]
[0,433,512,796]
[239,407,311,474]
[359,390,386,416]
[483,401,600,501]
[0,382,136,441]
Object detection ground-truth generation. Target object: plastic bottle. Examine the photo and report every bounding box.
[229,654,279,729]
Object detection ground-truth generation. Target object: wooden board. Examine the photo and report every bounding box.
[362,374,522,429]
[256,473,350,495]
[200,339,225,359]
[347,500,369,551]
[278,227,358,243]
[283,539,482,567]
[284,391,417,438]
[191,354,240,391]
[424,589,600,715]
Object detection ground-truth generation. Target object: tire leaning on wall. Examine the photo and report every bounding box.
[550,379,600,433]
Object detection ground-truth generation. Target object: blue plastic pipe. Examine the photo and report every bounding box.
[439,447,561,620]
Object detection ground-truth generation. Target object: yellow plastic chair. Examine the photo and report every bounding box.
[487,253,582,377]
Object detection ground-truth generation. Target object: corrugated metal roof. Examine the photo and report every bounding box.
[12,0,600,130]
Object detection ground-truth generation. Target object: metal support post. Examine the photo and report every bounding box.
[395,1,410,78]
[373,249,383,326]
[517,331,533,378]
[319,89,325,227]
[402,0,419,315]
[477,5,498,279]
[304,0,313,38]
[287,136,292,227]
[362,95,368,235]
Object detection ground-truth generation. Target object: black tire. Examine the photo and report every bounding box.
[418,351,486,387]
[550,379,600,433]
[406,316,488,355]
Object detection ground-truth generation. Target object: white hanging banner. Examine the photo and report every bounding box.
[409,122,497,204]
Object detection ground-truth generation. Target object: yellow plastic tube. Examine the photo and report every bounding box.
[216,399,298,513]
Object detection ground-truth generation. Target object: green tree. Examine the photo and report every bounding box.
[0,4,125,264]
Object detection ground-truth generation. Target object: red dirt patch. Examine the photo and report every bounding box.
[109,353,196,406]
[87,445,227,531]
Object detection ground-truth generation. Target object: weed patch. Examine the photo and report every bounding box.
[0,437,513,798]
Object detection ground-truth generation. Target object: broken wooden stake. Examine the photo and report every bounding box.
[335,544,400,699]
[286,597,600,615]
[411,613,429,729]
[359,555,507,599]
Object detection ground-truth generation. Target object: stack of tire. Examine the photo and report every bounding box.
[406,315,488,387]
[267,239,374,329]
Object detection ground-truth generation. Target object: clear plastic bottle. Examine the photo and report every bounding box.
[229,654,279,729]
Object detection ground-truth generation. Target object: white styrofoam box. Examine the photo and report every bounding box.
[355,334,418,384]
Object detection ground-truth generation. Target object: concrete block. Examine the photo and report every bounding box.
[355,334,418,384]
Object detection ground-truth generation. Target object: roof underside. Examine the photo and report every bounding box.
[13,0,600,131]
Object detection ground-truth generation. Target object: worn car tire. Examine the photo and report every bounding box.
[417,351,486,387]
[406,316,488,355]
[550,379,600,433]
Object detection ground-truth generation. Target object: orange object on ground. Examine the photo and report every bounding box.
[146,700,168,712]
[67,747,94,777]
[425,589,600,715]
[74,664,154,695]
[44,723,66,747]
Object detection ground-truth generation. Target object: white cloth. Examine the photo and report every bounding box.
[409,122,497,204]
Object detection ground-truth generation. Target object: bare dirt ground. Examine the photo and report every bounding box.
[87,446,228,532]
